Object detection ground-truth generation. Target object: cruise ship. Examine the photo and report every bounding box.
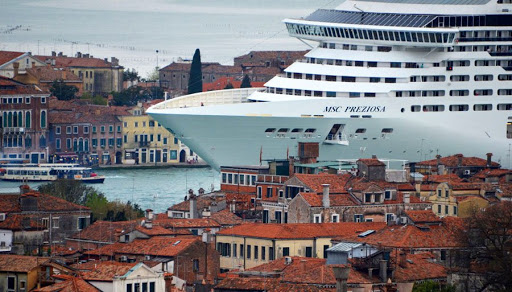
[148,0,512,171]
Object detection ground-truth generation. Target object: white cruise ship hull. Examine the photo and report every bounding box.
[149,94,511,170]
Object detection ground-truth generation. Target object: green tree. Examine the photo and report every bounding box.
[123,68,140,82]
[187,48,203,94]
[146,67,160,82]
[112,86,147,106]
[240,74,252,88]
[38,179,98,205]
[80,92,107,105]
[412,280,455,292]
[50,79,79,100]
[84,192,109,222]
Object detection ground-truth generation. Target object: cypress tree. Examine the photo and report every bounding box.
[188,48,203,94]
[240,74,252,88]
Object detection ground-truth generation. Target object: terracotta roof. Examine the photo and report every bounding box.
[292,173,352,193]
[69,220,139,243]
[216,222,386,240]
[422,174,463,183]
[299,193,358,207]
[82,242,125,257]
[203,77,265,91]
[347,177,414,192]
[405,210,441,224]
[473,168,512,179]
[114,236,199,257]
[0,51,24,66]
[34,275,100,292]
[81,261,137,281]
[497,183,512,197]
[0,76,48,95]
[358,158,385,166]
[154,218,221,229]
[247,257,371,285]
[345,218,463,249]
[135,225,181,236]
[35,55,118,69]
[454,195,486,203]
[0,191,90,213]
[214,277,331,292]
[393,253,447,282]
[0,255,47,272]
[416,154,500,168]
[210,209,243,226]
[25,67,81,82]
[0,213,44,231]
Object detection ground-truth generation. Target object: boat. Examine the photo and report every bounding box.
[148,0,512,171]
[0,163,105,183]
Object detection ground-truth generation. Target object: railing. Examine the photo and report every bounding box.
[149,88,264,110]
[324,133,349,145]
[258,175,289,184]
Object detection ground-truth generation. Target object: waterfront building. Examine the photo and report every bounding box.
[0,76,50,163]
[35,52,123,94]
[149,0,512,171]
[0,51,46,78]
[120,100,180,165]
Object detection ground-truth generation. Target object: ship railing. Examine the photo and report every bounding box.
[150,88,264,110]
[258,175,289,184]
[324,133,349,145]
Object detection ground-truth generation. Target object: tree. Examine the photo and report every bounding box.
[188,48,203,94]
[240,74,252,88]
[38,179,98,205]
[50,79,79,100]
[459,202,512,291]
[146,67,159,82]
[123,68,140,82]
[80,92,107,105]
[412,280,455,292]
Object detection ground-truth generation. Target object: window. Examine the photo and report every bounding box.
[305,246,313,257]
[314,214,322,223]
[92,126,97,133]
[385,190,392,199]
[261,246,266,260]
[355,128,366,134]
[73,126,78,134]
[247,245,251,259]
[254,245,259,260]
[441,250,447,261]
[7,276,15,291]
[84,126,89,134]
[67,138,72,149]
[109,125,113,133]
[283,247,290,257]
[354,214,363,222]
[474,104,492,111]
[52,217,59,228]
[193,259,200,272]
[78,217,87,230]
[269,247,275,260]
[233,243,237,258]
[257,186,262,198]
[56,126,61,135]
[56,138,61,150]
[66,126,72,134]
[240,244,244,258]
[453,206,458,216]
[266,187,272,198]
[331,214,339,223]
[40,110,46,128]
[101,126,105,133]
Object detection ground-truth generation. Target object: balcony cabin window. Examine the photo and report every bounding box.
[382,128,393,133]
[474,104,492,111]
[355,128,366,134]
[423,105,445,112]
[498,104,512,110]
[449,104,469,111]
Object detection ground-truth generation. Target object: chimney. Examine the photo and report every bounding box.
[12,62,19,77]
[322,184,330,208]
[403,193,410,204]
[19,184,30,195]
[189,189,197,219]
[436,155,441,166]
[52,51,56,57]
[288,156,295,176]
[456,154,463,167]
[62,70,67,80]
[399,252,407,268]
[104,58,108,63]
[31,62,35,68]
[77,52,82,58]
[145,209,154,221]
[58,52,63,57]
[379,260,388,282]
[486,153,493,167]
[372,154,377,159]
[198,188,205,195]
[332,266,350,292]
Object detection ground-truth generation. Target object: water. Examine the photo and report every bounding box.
[0,0,338,77]
[0,167,220,213]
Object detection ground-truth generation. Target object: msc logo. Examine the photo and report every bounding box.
[323,106,342,113]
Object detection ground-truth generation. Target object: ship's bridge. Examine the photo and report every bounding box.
[284,10,459,47]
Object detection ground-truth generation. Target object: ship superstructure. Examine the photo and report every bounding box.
[148,0,512,170]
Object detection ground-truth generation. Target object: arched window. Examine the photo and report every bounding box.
[8,112,12,127]
[18,111,22,127]
[84,139,89,152]
[12,112,17,127]
[39,135,46,148]
[3,112,7,127]
[78,138,84,152]
[73,138,78,152]
[25,135,32,148]
[40,110,46,128]
[25,111,31,128]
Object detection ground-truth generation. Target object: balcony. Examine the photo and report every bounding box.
[258,175,289,184]
[2,127,25,134]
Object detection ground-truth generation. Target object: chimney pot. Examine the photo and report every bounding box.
[486,153,493,167]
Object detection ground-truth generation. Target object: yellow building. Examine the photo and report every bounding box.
[215,222,385,271]
[120,101,180,165]
[428,182,489,217]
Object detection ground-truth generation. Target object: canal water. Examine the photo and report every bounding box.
[0,167,220,213]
